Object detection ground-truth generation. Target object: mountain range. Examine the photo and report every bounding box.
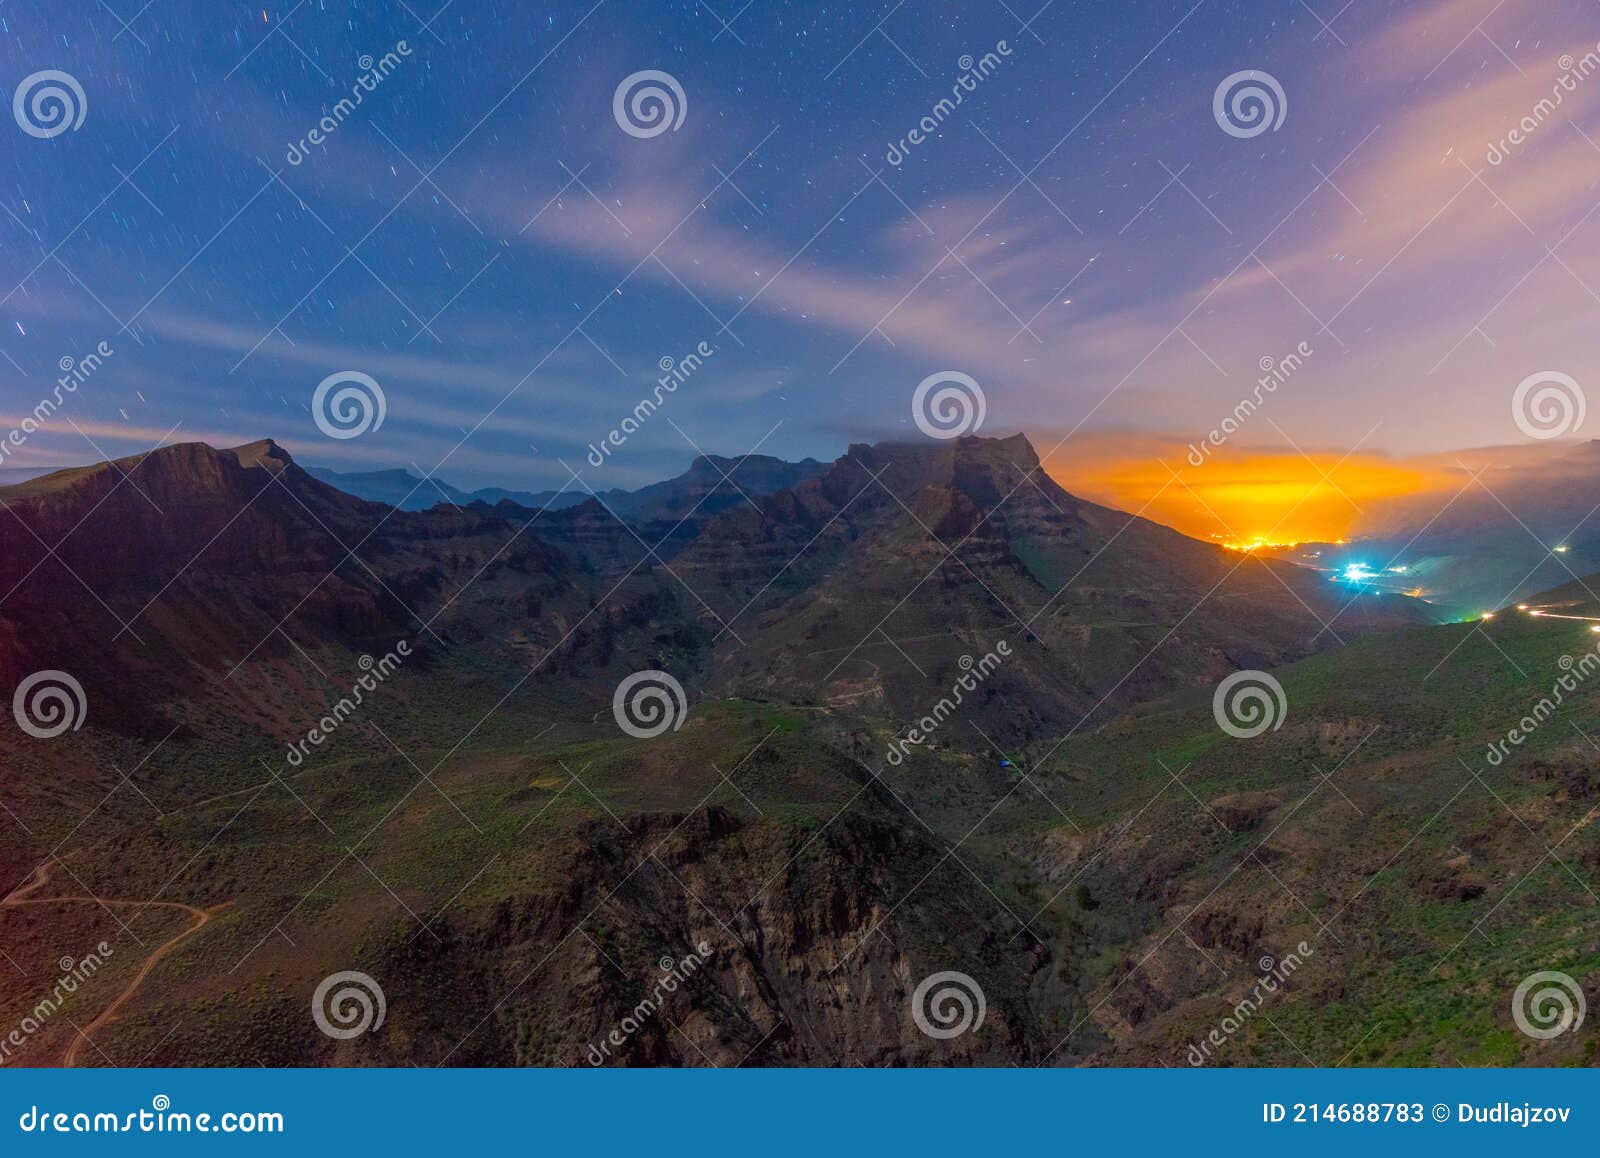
[0,435,1431,747]
[305,454,828,518]
[0,434,1593,1068]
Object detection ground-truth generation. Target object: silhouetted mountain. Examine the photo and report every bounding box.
[0,439,621,734]
[304,466,568,511]
[0,434,1433,747]
[668,435,1436,744]
[611,453,829,521]
[306,453,827,520]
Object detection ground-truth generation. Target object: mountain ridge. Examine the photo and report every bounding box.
[304,451,828,518]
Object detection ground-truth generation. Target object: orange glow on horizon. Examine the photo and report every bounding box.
[1219,537,1303,553]
[1040,438,1453,547]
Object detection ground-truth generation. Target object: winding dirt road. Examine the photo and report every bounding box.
[1,863,229,1066]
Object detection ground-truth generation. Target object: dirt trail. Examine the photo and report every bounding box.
[0,863,229,1066]
[2,862,53,905]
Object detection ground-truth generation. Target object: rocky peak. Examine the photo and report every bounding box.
[825,433,1045,511]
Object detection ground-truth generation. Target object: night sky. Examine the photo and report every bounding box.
[3,0,1599,495]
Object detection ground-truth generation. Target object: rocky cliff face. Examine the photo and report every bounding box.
[166,807,1065,1068]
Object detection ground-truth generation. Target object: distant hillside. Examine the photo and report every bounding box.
[303,465,570,511]
[1326,440,1600,612]
[0,467,53,488]
[306,453,828,518]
